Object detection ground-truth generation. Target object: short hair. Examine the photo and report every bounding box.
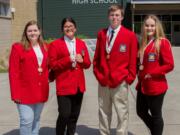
[61,17,77,32]
[108,4,124,17]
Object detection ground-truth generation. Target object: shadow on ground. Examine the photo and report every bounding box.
[2,128,55,135]
[76,125,135,135]
[3,125,135,135]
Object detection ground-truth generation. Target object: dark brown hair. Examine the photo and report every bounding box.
[61,17,77,32]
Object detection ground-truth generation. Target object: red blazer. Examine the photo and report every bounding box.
[136,38,174,95]
[48,37,91,96]
[9,43,49,104]
[93,26,138,88]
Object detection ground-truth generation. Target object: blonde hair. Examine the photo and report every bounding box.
[108,4,124,17]
[140,15,165,55]
[21,20,44,50]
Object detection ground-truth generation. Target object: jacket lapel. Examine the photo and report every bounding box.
[31,45,48,70]
[62,37,72,56]
[102,29,108,50]
[40,45,48,69]
[30,46,39,68]
[110,26,123,54]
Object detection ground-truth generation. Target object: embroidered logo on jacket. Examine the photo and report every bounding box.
[119,44,127,52]
[148,53,156,62]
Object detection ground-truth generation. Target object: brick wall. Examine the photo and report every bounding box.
[11,0,38,43]
[0,0,38,69]
[0,18,11,55]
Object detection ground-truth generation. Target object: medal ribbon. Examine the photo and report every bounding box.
[69,40,76,67]
[33,45,43,73]
[106,30,115,54]
[140,38,155,65]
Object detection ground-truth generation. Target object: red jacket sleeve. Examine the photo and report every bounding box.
[79,41,91,69]
[48,41,72,71]
[125,32,138,84]
[93,32,103,82]
[9,43,22,101]
[149,38,174,76]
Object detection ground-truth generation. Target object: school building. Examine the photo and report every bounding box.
[131,0,180,45]
[0,0,11,54]
[38,0,180,46]
[1,0,180,54]
[0,0,37,56]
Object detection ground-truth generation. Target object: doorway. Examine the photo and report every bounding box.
[172,21,180,46]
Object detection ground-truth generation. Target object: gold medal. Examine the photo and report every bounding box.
[38,67,43,73]
[72,62,76,68]
[139,65,144,70]
[106,54,110,59]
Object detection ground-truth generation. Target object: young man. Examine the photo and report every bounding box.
[93,4,138,135]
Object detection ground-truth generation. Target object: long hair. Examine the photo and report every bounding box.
[140,15,165,55]
[21,20,44,50]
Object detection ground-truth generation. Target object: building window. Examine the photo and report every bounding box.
[162,15,171,21]
[174,25,180,32]
[134,22,142,34]
[134,15,141,22]
[0,2,10,17]
[172,15,180,21]
[134,15,142,34]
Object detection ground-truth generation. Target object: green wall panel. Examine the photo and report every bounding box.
[37,0,131,39]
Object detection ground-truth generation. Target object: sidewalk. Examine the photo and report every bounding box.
[0,47,180,135]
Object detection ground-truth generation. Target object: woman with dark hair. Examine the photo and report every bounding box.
[9,20,49,135]
[48,17,91,135]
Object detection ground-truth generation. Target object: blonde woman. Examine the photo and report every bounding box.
[136,15,174,135]
[9,20,49,135]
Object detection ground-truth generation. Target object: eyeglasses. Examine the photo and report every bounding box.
[64,25,75,29]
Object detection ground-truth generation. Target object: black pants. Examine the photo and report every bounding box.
[56,91,83,135]
[136,91,166,135]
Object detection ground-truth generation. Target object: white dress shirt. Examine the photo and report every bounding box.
[64,36,76,67]
[106,25,121,54]
[33,45,43,66]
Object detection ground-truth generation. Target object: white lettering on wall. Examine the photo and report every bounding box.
[72,0,118,4]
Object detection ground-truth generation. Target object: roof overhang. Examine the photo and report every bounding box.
[131,0,180,4]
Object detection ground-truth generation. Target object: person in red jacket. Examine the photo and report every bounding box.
[136,15,174,135]
[93,4,138,135]
[9,20,49,135]
[48,17,91,135]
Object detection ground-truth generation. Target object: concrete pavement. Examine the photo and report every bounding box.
[0,47,180,135]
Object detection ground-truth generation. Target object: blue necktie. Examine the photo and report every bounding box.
[109,30,115,44]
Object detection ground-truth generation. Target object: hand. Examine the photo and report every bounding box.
[75,54,83,63]
[14,99,21,104]
[144,74,152,79]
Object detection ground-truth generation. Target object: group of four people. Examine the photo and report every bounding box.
[8,4,174,135]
